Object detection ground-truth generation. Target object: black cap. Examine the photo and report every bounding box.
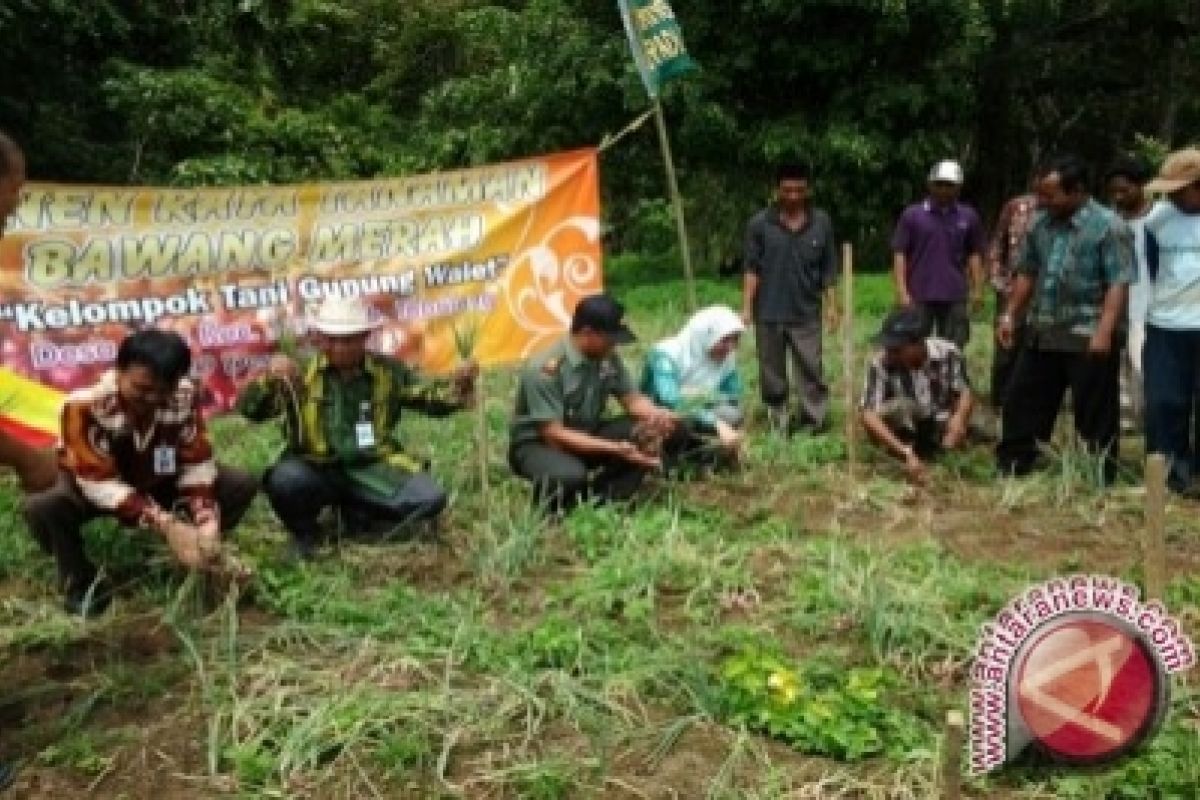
[571,293,636,344]
[873,307,927,348]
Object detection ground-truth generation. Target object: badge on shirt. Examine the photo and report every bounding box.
[153,445,177,475]
[355,421,377,449]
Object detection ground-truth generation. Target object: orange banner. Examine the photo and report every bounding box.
[0,149,603,429]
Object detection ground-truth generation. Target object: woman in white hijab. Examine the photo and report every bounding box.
[641,305,746,464]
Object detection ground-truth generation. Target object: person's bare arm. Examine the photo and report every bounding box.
[861,410,912,459]
[893,252,911,306]
[742,272,759,324]
[942,389,975,449]
[861,409,926,482]
[968,253,986,312]
[539,421,659,468]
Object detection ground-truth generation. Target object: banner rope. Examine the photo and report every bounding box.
[598,107,656,154]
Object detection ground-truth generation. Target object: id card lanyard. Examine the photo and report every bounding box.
[355,400,376,449]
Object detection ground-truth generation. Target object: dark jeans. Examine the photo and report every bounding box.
[755,319,828,426]
[22,465,257,596]
[263,456,447,545]
[996,346,1121,481]
[1143,324,1200,492]
[508,417,649,514]
[916,300,970,348]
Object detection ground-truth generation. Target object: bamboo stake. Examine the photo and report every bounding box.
[476,370,490,519]
[942,710,964,800]
[651,99,697,312]
[453,319,490,534]
[1144,454,1167,600]
[842,242,857,482]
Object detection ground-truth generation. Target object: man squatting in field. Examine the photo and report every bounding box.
[22,328,259,616]
[237,294,478,560]
[859,306,976,485]
[508,293,680,514]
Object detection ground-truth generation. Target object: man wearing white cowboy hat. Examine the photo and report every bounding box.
[1141,147,1200,497]
[237,294,477,558]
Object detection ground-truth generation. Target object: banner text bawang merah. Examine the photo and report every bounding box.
[0,149,603,415]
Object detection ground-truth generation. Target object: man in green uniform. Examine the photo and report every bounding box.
[509,293,678,513]
[238,295,476,558]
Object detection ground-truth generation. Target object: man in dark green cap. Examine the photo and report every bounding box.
[509,293,678,513]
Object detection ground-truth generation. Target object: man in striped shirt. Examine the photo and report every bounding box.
[22,329,257,616]
[859,307,976,485]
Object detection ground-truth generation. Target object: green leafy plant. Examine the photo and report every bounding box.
[451,320,480,362]
[714,645,928,761]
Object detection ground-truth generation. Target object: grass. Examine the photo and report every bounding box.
[1,262,1198,797]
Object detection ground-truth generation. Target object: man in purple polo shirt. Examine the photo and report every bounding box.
[891,160,987,348]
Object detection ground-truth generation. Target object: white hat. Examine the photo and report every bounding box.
[928,160,964,185]
[307,295,379,336]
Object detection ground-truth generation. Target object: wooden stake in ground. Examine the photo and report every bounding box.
[454,320,490,533]
[842,242,857,481]
[942,710,965,800]
[651,99,697,312]
[1144,454,1167,600]
[476,370,490,519]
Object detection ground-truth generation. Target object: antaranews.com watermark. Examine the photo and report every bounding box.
[969,574,1195,773]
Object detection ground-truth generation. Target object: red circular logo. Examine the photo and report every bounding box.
[1012,616,1163,764]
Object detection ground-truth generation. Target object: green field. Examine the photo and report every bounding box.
[2,266,1198,799]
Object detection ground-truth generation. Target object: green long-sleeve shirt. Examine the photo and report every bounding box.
[237,353,463,474]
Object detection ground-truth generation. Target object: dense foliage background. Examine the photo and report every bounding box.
[2,0,1198,266]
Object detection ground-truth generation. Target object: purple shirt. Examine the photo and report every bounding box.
[891,199,986,302]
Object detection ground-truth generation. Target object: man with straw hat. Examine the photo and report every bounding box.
[238,294,477,559]
[1142,147,1200,497]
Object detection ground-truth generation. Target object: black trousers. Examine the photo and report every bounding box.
[916,300,970,348]
[508,417,649,514]
[22,465,258,596]
[263,456,447,545]
[990,291,1026,409]
[996,346,1121,480]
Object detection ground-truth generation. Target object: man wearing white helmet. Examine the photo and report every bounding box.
[237,294,477,559]
[891,160,987,348]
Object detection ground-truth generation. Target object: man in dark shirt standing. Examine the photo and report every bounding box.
[741,164,839,435]
[892,160,987,348]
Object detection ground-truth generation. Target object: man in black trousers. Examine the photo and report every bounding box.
[995,155,1134,483]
